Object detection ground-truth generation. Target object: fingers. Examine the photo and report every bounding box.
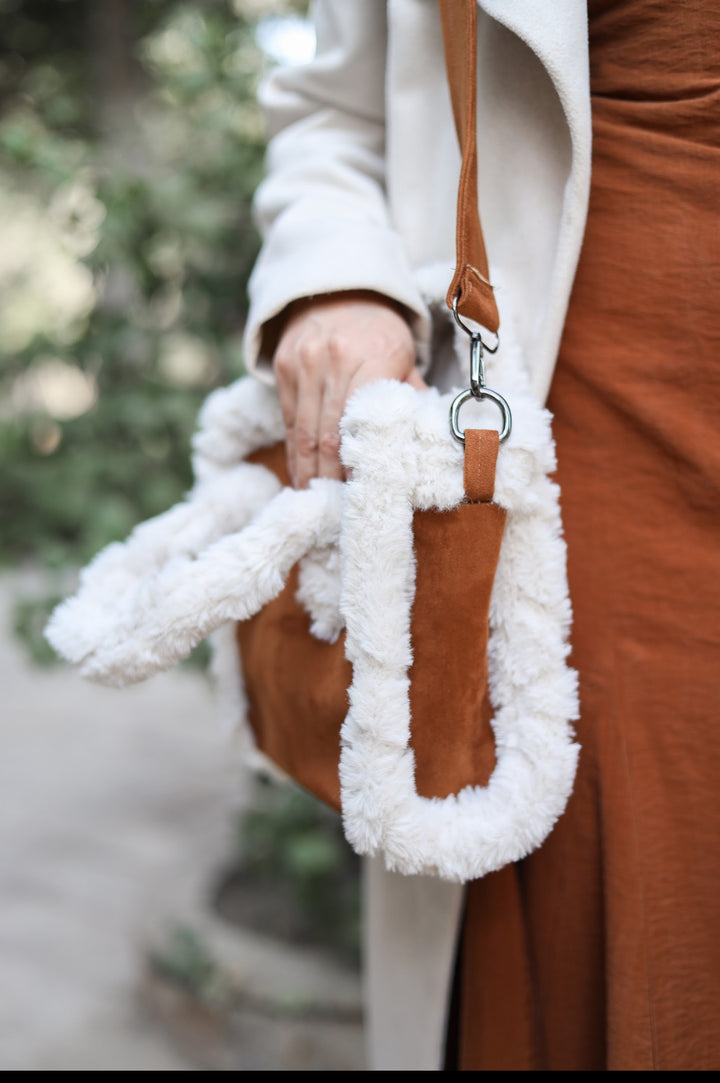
[293,357,323,488]
[344,356,402,403]
[317,373,350,481]
[294,353,354,486]
[407,366,427,390]
[271,294,420,487]
[276,336,327,489]
[273,344,300,486]
[274,322,353,487]
[276,330,346,488]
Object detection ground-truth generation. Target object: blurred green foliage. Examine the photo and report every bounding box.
[0,0,277,570]
[217,775,362,967]
[149,923,232,1007]
[10,592,64,664]
[0,3,361,962]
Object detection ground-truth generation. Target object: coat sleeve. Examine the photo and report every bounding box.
[243,0,432,382]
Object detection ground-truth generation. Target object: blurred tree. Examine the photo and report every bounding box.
[0,2,361,966]
[0,0,306,569]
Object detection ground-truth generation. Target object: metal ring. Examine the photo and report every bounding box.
[451,295,500,353]
[449,387,512,444]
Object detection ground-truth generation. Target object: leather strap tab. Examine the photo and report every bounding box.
[438,0,500,334]
[463,428,499,503]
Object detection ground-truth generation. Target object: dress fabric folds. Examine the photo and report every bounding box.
[453,0,720,1070]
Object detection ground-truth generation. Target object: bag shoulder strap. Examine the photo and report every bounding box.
[438,0,499,334]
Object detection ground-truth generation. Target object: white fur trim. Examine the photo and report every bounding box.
[46,369,578,882]
[46,466,342,685]
[296,546,344,644]
[337,375,578,881]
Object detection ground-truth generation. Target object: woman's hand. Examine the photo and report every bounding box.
[272,290,424,488]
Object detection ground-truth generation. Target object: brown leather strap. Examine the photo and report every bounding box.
[438,0,500,334]
[463,429,499,502]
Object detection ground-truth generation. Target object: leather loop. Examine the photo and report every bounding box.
[438,0,500,334]
[463,428,499,502]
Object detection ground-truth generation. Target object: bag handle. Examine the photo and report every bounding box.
[438,0,512,444]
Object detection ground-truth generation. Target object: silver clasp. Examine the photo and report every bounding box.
[470,333,485,398]
[449,296,512,445]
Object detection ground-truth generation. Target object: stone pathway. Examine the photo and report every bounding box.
[0,573,364,1070]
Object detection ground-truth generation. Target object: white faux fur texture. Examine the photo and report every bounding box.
[46,353,579,882]
[337,375,579,881]
[45,466,342,685]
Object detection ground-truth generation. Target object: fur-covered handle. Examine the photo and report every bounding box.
[46,465,341,685]
[334,379,579,881]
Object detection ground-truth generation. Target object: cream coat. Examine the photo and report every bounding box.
[244,0,592,1070]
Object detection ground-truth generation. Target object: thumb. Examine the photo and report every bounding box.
[407,366,427,390]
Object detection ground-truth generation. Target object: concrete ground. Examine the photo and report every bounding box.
[0,572,364,1071]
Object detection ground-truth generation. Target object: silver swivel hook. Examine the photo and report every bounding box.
[449,295,512,445]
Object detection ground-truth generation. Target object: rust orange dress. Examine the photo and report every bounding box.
[451,0,720,1070]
